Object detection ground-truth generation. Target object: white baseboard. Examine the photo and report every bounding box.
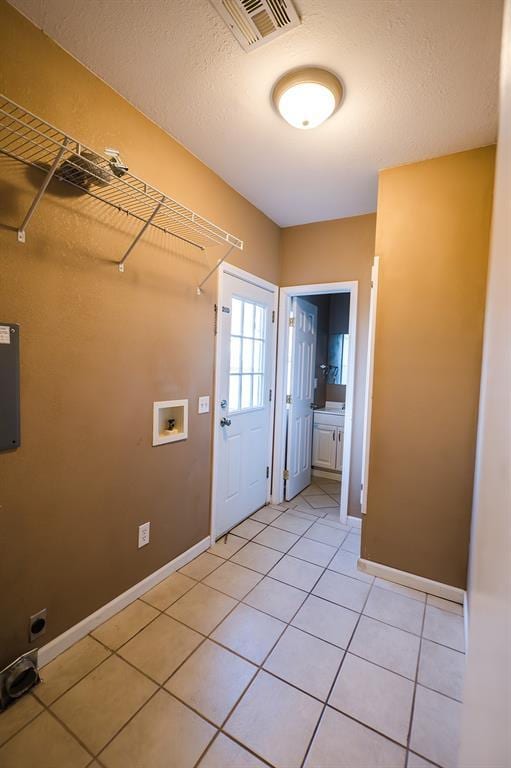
[357,557,465,604]
[38,536,210,667]
[347,515,362,529]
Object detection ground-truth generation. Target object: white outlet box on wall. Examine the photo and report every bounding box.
[198,396,210,414]
[152,400,188,446]
[138,522,150,548]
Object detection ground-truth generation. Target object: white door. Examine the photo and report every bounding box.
[312,424,337,469]
[285,297,317,500]
[214,272,275,536]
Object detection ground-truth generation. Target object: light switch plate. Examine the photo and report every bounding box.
[198,396,210,414]
[138,522,150,548]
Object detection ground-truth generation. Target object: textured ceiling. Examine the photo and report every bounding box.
[8,0,503,226]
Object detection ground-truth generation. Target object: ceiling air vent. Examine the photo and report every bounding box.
[210,0,300,52]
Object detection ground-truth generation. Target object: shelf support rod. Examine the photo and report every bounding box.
[196,244,236,295]
[118,197,163,272]
[17,138,68,243]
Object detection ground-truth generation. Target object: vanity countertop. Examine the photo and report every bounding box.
[313,402,345,427]
[314,401,345,415]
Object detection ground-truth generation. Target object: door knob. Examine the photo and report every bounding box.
[220,417,232,427]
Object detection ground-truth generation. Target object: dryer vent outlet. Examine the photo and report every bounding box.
[0,650,39,711]
[28,608,47,642]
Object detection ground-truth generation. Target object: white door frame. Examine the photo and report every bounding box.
[361,257,380,514]
[210,262,278,542]
[273,281,358,524]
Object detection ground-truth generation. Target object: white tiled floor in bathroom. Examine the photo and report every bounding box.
[0,478,465,768]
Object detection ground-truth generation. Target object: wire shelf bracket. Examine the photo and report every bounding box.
[0,94,243,288]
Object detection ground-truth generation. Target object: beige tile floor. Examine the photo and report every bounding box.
[0,478,465,768]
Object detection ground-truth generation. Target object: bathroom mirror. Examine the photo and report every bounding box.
[327,333,349,385]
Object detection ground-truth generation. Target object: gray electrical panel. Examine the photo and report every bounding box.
[0,323,20,451]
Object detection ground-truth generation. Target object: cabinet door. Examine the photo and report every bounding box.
[335,427,344,471]
[312,424,337,469]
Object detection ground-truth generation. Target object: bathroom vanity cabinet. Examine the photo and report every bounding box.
[312,404,344,473]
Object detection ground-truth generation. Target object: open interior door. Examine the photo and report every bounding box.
[285,297,317,500]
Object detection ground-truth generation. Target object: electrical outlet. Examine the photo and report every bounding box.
[28,608,47,642]
[138,522,150,548]
[198,396,210,414]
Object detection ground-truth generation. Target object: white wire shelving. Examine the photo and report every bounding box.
[0,94,243,292]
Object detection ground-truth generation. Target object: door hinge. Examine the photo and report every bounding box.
[271,310,275,323]
[283,469,289,480]
[286,394,292,405]
[288,316,295,327]
[266,466,270,479]
[269,389,272,402]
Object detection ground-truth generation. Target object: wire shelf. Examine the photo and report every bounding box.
[0,94,243,278]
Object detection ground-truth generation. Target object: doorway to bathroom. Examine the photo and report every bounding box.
[272,282,358,524]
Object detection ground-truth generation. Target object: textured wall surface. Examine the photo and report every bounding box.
[0,1,280,667]
[7,0,502,225]
[364,147,495,589]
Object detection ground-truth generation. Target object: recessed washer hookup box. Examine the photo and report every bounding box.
[0,322,20,451]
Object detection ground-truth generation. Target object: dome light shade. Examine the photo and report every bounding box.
[273,67,343,129]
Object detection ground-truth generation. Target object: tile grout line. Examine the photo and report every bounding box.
[63,514,293,763]
[0,547,253,759]
[189,554,461,657]
[86,592,246,761]
[190,529,334,768]
[14,516,455,748]
[298,566,376,768]
[405,600,428,767]
[1,495,461,767]
[0,700,42,750]
[205,520,351,766]
[100,550,461,765]
[190,512,345,767]
[2,534,454,764]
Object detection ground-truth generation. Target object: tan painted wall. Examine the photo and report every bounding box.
[0,1,280,667]
[459,2,511,763]
[280,214,377,517]
[364,147,495,589]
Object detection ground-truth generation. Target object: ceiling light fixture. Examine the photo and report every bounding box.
[272,67,343,130]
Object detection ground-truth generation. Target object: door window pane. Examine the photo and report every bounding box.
[229,296,267,413]
[230,336,241,373]
[242,338,254,373]
[253,340,263,373]
[243,302,255,337]
[231,298,242,335]
[241,374,252,409]
[229,375,240,412]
